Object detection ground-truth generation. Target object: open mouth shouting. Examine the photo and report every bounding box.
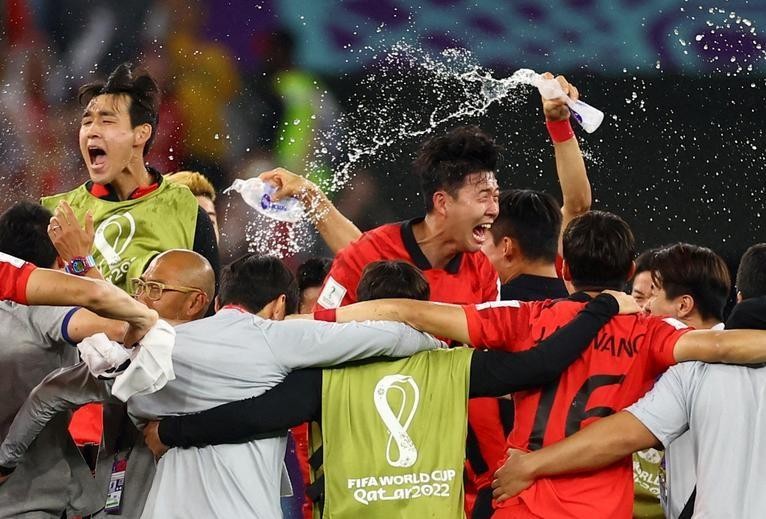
[87,145,107,170]
[472,223,492,244]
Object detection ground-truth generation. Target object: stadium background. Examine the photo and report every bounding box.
[1,0,764,285]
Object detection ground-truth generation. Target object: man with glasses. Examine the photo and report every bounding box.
[128,249,214,326]
[0,249,215,517]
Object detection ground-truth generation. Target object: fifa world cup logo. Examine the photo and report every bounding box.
[374,375,420,468]
[94,213,136,266]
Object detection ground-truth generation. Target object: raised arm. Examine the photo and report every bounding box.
[47,200,104,281]
[260,168,362,254]
[540,73,591,253]
[0,363,111,479]
[491,411,658,501]
[469,292,629,397]
[144,369,323,459]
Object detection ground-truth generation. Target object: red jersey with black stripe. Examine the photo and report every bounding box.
[316,217,499,309]
[0,252,36,304]
[315,217,501,504]
[462,294,692,519]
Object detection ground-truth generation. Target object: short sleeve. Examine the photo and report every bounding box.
[461,300,532,350]
[624,363,699,448]
[26,305,79,348]
[315,250,360,309]
[646,317,693,371]
[0,252,36,304]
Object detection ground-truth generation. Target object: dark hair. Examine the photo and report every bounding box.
[489,189,561,263]
[412,125,501,212]
[357,260,430,301]
[650,243,730,322]
[737,244,766,300]
[78,62,160,156]
[634,248,657,276]
[562,210,635,290]
[297,257,332,292]
[0,202,57,268]
[218,254,298,315]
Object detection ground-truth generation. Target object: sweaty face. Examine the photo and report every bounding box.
[645,283,681,319]
[79,94,139,185]
[630,271,654,310]
[444,171,500,253]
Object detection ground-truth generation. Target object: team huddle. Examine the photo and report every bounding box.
[1,61,765,519]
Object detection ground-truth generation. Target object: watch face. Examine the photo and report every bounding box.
[70,259,87,274]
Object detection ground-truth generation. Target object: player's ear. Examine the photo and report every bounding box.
[432,191,449,216]
[503,237,516,260]
[561,259,573,281]
[677,294,695,320]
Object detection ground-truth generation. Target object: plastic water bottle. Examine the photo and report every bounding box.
[224,178,305,223]
[530,72,605,133]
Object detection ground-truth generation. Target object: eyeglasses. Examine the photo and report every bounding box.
[129,278,203,301]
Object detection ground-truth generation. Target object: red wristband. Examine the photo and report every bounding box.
[314,308,337,322]
[546,119,575,143]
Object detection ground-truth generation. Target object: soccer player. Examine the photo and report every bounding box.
[143,260,635,518]
[635,243,730,518]
[292,210,766,519]
[629,248,657,310]
[491,242,766,518]
[42,62,219,291]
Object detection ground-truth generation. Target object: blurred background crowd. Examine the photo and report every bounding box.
[1,0,765,270]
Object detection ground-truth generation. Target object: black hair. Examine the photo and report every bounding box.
[412,125,501,213]
[650,243,730,322]
[634,248,657,276]
[78,62,160,156]
[357,260,430,301]
[737,244,766,300]
[297,257,333,292]
[0,201,57,268]
[489,189,561,263]
[562,210,635,290]
[218,254,299,315]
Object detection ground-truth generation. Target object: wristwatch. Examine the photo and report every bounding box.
[65,255,96,276]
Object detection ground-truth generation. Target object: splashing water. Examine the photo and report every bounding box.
[233,42,545,257]
[308,42,540,194]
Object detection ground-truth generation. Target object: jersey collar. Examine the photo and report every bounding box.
[87,166,162,201]
[400,217,463,274]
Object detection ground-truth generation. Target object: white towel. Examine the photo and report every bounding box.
[112,320,176,402]
[77,333,132,378]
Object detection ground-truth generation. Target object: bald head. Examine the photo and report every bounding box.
[151,250,215,299]
[138,249,215,323]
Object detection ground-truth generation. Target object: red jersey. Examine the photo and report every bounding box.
[0,252,35,304]
[315,218,501,505]
[316,218,499,308]
[462,294,691,519]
